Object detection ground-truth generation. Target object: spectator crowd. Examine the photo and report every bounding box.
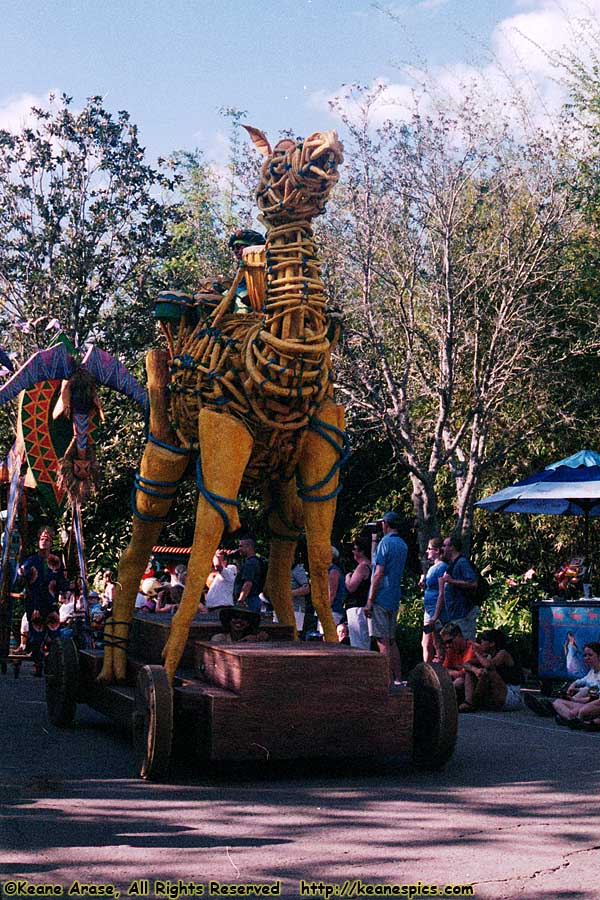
[18,514,587,730]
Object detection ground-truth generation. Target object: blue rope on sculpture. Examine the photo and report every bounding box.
[196,458,240,532]
[297,417,350,502]
[134,473,179,500]
[101,620,131,651]
[148,434,190,455]
[131,489,169,523]
[131,471,180,523]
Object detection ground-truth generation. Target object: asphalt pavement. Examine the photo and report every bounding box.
[0,661,598,900]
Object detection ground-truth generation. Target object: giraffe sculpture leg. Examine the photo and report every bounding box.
[263,478,305,634]
[99,348,189,683]
[298,401,346,643]
[98,439,189,682]
[161,408,254,682]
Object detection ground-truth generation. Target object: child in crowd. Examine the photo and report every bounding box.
[526,641,600,729]
[440,623,475,700]
[461,628,522,712]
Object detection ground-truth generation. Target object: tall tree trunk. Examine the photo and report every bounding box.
[410,472,440,565]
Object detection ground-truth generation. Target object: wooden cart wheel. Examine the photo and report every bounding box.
[45,637,79,728]
[132,665,173,781]
[408,662,458,771]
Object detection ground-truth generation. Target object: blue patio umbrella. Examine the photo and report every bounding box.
[475,450,600,558]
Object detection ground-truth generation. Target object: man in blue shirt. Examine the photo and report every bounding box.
[440,533,479,640]
[18,524,68,675]
[19,525,68,626]
[365,511,407,684]
[234,536,263,614]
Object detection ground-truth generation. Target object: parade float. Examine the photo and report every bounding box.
[42,127,457,778]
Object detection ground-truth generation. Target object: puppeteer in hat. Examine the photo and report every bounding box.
[211,605,269,644]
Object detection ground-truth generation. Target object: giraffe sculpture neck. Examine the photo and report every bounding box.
[244,218,331,428]
[263,220,328,345]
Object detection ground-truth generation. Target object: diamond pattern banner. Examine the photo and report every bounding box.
[18,380,71,513]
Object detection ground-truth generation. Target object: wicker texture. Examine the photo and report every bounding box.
[167,131,344,475]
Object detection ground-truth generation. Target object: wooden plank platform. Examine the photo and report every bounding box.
[74,622,414,765]
[77,649,136,726]
[196,642,389,697]
[0,652,31,677]
[191,641,413,762]
[129,612,293,667]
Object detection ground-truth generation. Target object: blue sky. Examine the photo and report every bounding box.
[1,1,598,162]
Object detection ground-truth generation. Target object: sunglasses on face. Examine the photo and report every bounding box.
[442,638,455,645]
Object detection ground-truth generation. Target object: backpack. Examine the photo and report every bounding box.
[471,565,490,607]
[448,556,490,607]
[256,555,269,592]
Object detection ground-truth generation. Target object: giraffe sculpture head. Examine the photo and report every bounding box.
[244,126,344,226]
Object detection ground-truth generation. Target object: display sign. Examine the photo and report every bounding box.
[534,602,600,679]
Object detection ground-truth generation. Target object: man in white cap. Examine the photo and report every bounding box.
[365,511,407,684]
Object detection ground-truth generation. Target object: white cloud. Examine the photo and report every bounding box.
[309,78,415,127]
[192,126,230,167]
[314,0,600,133]
[206,131,232,186]
[493,3,592,77]
[0,91,59,133]
[416,0,451,9]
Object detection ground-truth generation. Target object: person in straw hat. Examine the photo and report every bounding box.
[211,605,269,644]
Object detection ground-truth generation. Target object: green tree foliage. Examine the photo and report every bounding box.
[161,149,231,292]
[322,85,591,560]
[0,95,181,568]
[4,88,600,601]
[0,93,177,362]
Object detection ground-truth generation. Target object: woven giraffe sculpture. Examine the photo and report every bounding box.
[100,127,346,684]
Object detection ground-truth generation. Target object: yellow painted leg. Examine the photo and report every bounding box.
[298,402,346,643]
[162,409,254,682]
[98,439,189,682]
[99,348,189,683]
[263,479,304,633]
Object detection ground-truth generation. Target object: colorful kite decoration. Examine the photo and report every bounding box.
[0,337,148,508]
[0,444,27,662]
[0,335,148,659]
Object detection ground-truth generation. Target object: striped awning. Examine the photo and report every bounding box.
[152,545,192,556]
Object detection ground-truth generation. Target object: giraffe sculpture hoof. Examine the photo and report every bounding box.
[97,646,128,684]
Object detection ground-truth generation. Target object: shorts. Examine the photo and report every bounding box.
[423,610,443,628]
[450,606,478,641]
[503,683,523,711]
[245,595,262,614]
[347,606,370,649]
[368,604,398,641]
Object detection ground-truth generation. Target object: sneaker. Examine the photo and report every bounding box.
[523,693,555,718]
[555,712,572,727]
[582,721,600,732]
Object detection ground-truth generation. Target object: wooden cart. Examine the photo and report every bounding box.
[1,648,31,677]
[45,612,458,780]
